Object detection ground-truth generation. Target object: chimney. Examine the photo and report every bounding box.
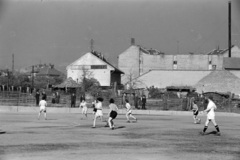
[131,38,135,46]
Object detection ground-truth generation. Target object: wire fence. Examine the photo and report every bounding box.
[0,91,239,113]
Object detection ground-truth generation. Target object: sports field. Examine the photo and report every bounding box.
[0,112,239,160]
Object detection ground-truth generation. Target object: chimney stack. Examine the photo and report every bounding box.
[131,38,135,46]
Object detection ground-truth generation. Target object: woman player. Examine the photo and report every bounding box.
[107,98,118,130]
[125,99,137,123]
[200,96,221,136]
[38,97,47,120]
[92,98,104,128]
[192,100,200,124]
[80,99,88,118]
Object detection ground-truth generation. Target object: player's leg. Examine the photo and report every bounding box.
[44,110,47,120]
[92,115,97,128]
[108,117,113,129]
[200,118,210,135]
[85,108,88,117]
[38,111,41,120]
[211,119,220,135]
[130,114,137,121]
[126,113,130,122]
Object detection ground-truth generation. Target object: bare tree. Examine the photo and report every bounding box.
[125,69,144,90]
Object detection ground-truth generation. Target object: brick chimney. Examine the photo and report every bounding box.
[131,38,135,46]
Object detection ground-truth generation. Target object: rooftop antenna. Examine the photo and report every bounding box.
[90,39,94,52]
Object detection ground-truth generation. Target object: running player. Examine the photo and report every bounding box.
[38,97,47,120]
[107,98,118,130]
[200,96,221,136]
[125,99,137,123]
[79,99,88,118]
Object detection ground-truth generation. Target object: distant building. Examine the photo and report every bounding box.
[20,64,64,77]
[118,38,240,94]
[67,51,124,87]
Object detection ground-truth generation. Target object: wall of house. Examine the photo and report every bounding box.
[67,53,114,86]
[223,46,240,58]
[137,70,211,89]
[118,45,140,84]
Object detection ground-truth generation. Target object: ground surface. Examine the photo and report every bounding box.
[0,112,239,160]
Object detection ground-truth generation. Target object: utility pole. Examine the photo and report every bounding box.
[12,54,14,75]
[32,65,34,93]
[228,1,231,57]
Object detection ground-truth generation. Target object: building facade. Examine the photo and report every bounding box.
[118,39,240,93]
[67,51,123,87]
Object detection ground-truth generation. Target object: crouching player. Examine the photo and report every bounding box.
[107,98,118,130]
[192,100,200,124]
[200,96,221,136]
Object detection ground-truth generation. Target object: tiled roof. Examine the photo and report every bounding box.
[37,66,64,76]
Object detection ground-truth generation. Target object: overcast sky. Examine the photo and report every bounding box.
[0,0,240,72]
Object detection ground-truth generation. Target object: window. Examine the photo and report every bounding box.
[91,65,107,69]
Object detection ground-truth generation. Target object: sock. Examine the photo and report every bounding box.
[215,125,220,132]
[203,126,208,132]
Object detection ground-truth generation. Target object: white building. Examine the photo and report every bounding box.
[67,51,124,87]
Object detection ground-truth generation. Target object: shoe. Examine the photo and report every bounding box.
[199,131,205,135]
[215,132,221,136]
[92,126,96,128]
[127,120,130,123]
[111,127,114,130]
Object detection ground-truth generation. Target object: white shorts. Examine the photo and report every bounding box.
[95,110,103,117]
[126,110,132,115]
[40,106,46,112]
[82,107,88,114]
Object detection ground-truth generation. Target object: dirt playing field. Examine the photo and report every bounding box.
[0,112,239,160]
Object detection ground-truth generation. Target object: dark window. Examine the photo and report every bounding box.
[91,65,107,69]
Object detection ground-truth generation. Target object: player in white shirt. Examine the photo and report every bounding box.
[79,99,88,118]
[125,99,137,123]
[200,96,220,136]
[38,97,47,120]
[92,98,104,128]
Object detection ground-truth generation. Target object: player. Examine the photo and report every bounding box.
[38,97,47,120]
[79,99,88,118]
[107,98,118,130]
[200,96,221,136]
[125,99,137,123]
[92,98,104,128]
[192,100,200,124]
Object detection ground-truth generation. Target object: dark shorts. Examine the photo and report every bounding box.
[193,110,199,116]
[110,111,117,119]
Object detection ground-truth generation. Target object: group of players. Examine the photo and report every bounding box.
[38,97,137,130]
[38,95,220,135]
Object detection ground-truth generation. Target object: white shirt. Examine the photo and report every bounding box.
[126,103,131,112]
[39,100,47,107]
[96,102,102,110]
[205,100,216,119]
[80,101,87,108]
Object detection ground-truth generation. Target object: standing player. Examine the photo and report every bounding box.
[200,96,221,136]
[92,98,104,128]
[38,97,47,120]
[125,99,137,123]
[107,98,118,130]
[192,100,200,124]
[80,99,88,118]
